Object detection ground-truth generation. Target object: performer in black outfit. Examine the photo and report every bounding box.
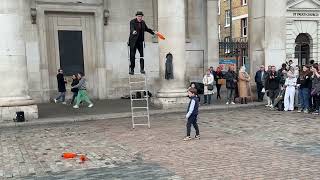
[128,11,155,75]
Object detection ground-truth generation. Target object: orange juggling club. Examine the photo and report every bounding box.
[156,32,166,40]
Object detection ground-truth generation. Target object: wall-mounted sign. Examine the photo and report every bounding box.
[219,58,237,71]
[293,12,319,17]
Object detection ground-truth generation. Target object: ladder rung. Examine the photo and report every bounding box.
[130,90,147,93]
[133,115,149,118]
[133,124,149,126]
[129,81,145,84]
[130,73,146,76]
[132,107,148,109]
[131,98,148,101]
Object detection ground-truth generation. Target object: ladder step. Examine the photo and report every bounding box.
[130,90,148,93]
[129,81,145,84]
[130,73,146,76]
[133,115,149,118]
[131,98,148,101]
[132,107,148,109]
[133,124,149,126]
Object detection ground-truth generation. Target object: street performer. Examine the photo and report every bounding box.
[128,11,155,75]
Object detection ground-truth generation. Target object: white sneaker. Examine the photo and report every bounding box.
[88,104,94,108]
[231,102,235,105]
[54,99,57,103]
[73,105,79,109]
[62,102,67,105]
[226,102,229,105]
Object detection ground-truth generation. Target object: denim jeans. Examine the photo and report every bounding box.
[204,94,212,104]
[299,88,310,110]
[55,92,66,102]
[227,88,235,103]
[71,92,78,104]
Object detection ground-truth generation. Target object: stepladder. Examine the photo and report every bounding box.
[127,46,150,129]
[129,71,151,129]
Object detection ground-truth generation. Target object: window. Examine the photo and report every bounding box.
[58,30,84,76]
[224,36,231,53]
[218,24,221,40]
[241,0,247,6]
[218,0,221,15]
[225,10,230,27]
[241,18,248,37]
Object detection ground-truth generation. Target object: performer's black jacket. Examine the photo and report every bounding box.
[128,18,154,48]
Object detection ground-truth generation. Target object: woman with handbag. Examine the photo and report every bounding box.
[238,66,251,104]
[203,69,214,105]
[214,66,224,100]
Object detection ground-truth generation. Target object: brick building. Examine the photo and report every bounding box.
[218,0,249,71]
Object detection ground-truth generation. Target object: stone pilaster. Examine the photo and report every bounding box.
[152,0,188,108]
[249,0,287,72]
[0,0,38,121]
[207,0,219,68]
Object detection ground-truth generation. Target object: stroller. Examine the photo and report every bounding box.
[272,88,286,111]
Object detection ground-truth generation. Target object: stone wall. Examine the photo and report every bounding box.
[21,0,209,102]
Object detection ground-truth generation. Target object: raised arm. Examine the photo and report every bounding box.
[144,22,155,35]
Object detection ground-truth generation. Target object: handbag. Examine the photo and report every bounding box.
[206,76,214,91]
[218,79,226,85]
[208,84,214,91]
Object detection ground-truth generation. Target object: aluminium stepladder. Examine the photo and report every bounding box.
[127,47,151,129]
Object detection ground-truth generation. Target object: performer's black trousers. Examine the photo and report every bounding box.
[130,42,144,71]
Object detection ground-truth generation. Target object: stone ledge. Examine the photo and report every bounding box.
[0,102,264,129]
[0,105,38,123]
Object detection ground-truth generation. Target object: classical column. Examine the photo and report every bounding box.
[153,0,188,108]
[152,0,158,43]
[207,0,220,68]
[249,0,287,72]
[0,0,38,121]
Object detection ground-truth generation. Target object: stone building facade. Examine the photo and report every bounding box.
[286,0,320,67]
[0,0,220,121]
[1,0,313,121]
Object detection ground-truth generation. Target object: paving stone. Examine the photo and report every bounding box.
[0,107,319,179]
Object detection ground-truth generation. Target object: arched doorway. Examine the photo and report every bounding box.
[295,33,311,67]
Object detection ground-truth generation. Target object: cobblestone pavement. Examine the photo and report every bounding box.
[0,107,319,179]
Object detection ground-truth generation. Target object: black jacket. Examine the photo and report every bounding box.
[264,71,271,90]
[278,68,287,86]
[255,70,265,85]
[71,79,79,93]
[57,73,66,92]
[266,71,280,90]
[214,71,223,83]
[225,70,238,89]
[128,19,154,48]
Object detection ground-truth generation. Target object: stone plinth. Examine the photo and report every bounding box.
[0,0,38,121]
[154,0,188,108]
[0,105,38,123]
[152,89,189,109]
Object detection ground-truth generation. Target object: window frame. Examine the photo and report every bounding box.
[241,18,248,37]
[241,0,247,6]
[225,10,230,27]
